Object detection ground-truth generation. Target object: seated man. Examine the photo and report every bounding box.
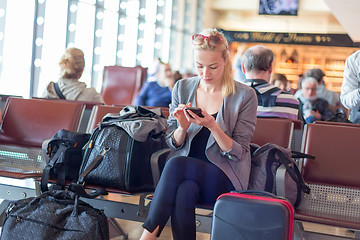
[297,68,340,107]
[296,77,334,123]
[242,45,300,120]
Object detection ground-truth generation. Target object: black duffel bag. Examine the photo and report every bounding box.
[0,190,109,240]
[72,106,168,195]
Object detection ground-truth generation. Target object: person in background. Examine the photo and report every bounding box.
[173,70,183,85]
[135,60,174,107]
[296,68,339,107]
[242,45,300,120]
[232,43,247,82]
[341,50,360,123]
[296,77,333,123]
[140,28,257,240]
[41,48,104,103]
[270,73,288,91]
[296,74,304,92]
[182,69,197,79]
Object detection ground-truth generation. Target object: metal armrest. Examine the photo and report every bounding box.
[150,148,170,187]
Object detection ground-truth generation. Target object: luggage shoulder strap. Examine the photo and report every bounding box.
[69,148,110,198]
[54,82,66,99]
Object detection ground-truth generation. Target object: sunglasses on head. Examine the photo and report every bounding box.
[192,34,224,48]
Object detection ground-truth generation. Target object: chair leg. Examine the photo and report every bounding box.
[293,221,305,240]
[108,217,129,240]
[354,230,360,239]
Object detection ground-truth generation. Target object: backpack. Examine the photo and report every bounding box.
[41,129,90,193]
[248,143,313,208]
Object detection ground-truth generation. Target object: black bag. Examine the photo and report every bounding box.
[248,143,313,208]
[0,190,109,240]
[72,106,168,195]
[41,129,90,193]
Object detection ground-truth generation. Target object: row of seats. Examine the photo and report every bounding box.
[0,97,293,148]
[1,97,360,238]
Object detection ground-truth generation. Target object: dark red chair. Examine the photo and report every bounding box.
[295,123,360,238]
[0,97,84,148]
[100,66,147,106]
[252,118,294,148]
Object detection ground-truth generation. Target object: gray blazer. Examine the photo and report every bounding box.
[166,77,258,190]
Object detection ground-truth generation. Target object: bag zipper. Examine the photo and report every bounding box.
[7,215,83,232]
[81,128,101,173]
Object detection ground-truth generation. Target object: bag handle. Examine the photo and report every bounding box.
[291,150,315,159]
[276,149,311,208]
[41,144,68,192]
[69,148,110,198]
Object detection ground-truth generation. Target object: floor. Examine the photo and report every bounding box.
[110,218,210,240]
[103,194,355,240]
[0,192,357,240]
[109,219,355,240]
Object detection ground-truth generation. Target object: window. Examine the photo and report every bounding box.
[0,0,202,98]
[0,0,35,98]
[37,0,68,97]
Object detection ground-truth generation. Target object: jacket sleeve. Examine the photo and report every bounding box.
[227,87,258,162]
[341,52,360,109]
[165,80,185,149]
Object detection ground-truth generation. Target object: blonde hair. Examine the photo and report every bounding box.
[59,48,85,79]
[192,29,235,96]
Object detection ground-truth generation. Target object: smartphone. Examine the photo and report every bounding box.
[185,107,204,118]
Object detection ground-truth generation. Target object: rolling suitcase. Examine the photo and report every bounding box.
[211,191,294,240]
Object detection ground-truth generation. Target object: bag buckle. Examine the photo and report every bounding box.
[100,147,111,157]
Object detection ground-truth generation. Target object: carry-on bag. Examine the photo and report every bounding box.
[0,190,109,240]
[74,105,168,194]
[211,191,294,240]
[248,143,313,207]
[41,129,90,192]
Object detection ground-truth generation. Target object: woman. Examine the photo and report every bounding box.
[41,48,104,103]
[270,72,297,94]
[135,60,174,107]
[140,29,258,240]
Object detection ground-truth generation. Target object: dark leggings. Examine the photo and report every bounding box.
[142,156,235,240]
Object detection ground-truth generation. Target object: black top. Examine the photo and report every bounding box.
[188,113,217,162]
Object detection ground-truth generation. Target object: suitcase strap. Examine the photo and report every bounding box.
[78,147,110,184]
[41,144,68,193]
[69,148,110,199]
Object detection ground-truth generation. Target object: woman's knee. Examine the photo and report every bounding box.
[176,180,200,203]
[163,156,187,172]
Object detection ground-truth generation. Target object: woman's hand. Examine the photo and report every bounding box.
[311,110,322,120]
[184,107,217,130]
[173,103,192,131]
